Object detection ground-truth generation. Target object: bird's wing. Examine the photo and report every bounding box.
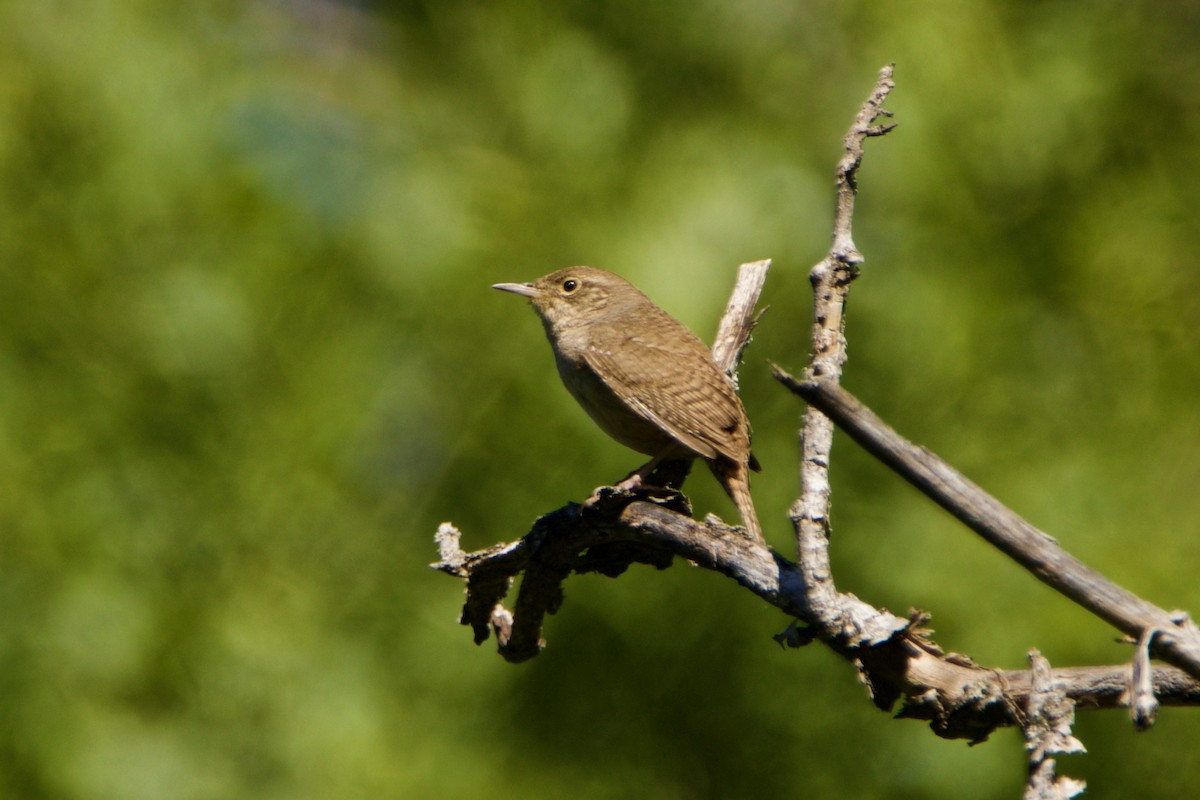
[582,334,748,464]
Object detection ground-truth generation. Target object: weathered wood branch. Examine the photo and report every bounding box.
[773,372,1200,684]
[1023,651,1087,800]
[788,62,898,640]
[433,505,1200,740]
[434,64,1200,752]
[711,259,770,378]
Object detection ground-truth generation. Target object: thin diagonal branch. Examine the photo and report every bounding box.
[774,373,1200,682]
[436,64,1200,757]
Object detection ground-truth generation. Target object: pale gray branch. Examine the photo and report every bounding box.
[773,372,1200,684]
[790,62,899,642]
[1023,651,1086,800]
[432,505,1200,738]
[435,63,1200,759]
[712,259,770,378]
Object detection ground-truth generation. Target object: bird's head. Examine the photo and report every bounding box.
[493,267,647,333]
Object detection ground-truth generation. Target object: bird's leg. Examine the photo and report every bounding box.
[644,457,693,490]
[614,448,674,491]
[583,448,676,509]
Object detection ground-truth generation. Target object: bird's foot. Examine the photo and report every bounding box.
[580,470,646,511]
[582,483,636,511]
[582,482,691,517]
[613,472,645,492]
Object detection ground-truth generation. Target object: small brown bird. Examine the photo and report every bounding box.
[493,267,763,542]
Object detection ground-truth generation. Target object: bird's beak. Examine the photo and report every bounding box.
[492,282,537,298]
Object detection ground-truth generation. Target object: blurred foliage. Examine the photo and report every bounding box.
[1,0,1198,797]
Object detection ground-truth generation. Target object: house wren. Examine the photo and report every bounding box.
[493,267,763,542]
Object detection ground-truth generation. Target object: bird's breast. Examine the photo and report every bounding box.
[552,354,676,457]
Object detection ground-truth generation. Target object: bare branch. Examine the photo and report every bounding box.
[1023,651,1086,800]
[826,63,896,277]
[774,372,1200,683]
[712,259,770,377]
[1126,627,1161,730]
[436,63,1200,765]
[790,63,898,639]
[432,502,1200,736]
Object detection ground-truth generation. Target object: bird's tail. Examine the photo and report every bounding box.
[711,460,764,544]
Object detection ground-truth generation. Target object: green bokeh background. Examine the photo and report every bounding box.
[3,1,1199,797]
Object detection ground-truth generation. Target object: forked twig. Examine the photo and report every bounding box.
[435,65,1200,748]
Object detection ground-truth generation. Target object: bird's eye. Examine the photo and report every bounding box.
[562,279,578,293]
